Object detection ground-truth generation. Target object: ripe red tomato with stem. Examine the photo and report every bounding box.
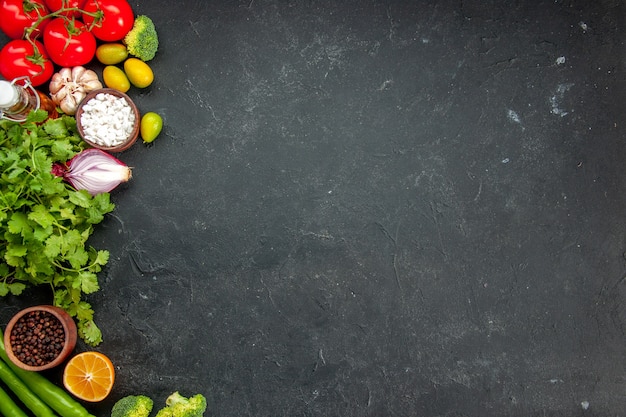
[81,0,134,42]
[43,17,96,67]
[0,0,50,39]
[44,0,86,18]
[0,39,54,86]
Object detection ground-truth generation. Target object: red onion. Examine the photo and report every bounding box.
[53,148,132,195]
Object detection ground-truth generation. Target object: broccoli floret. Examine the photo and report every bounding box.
[111,395,154,417]
[124,15,159,61]
[154,392,207,417]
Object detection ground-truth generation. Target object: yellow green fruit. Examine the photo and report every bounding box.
[124,58,154,88]
[95,43,128,65]
[102,66,130,92]
[140,112,163,143]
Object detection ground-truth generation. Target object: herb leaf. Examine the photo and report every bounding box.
[0,113,114,346]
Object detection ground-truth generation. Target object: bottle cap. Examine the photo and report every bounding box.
[0,80,19,108]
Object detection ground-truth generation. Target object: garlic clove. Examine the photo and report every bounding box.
[83,80,104,91]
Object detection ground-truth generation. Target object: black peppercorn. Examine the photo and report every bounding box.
[9,310,65,367]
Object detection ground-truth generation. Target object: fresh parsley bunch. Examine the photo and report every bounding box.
[0,110,115,346]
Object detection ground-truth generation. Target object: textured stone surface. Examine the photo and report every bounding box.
[1,0,625,415]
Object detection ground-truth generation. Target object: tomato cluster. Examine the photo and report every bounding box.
[0,0,135,86]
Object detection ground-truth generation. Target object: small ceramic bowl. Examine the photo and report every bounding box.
[3,305,77,372]
[76,88,140,153]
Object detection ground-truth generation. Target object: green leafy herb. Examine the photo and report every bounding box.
[0,110,115,346]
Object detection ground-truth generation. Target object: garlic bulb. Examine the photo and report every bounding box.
[49,66,103,115]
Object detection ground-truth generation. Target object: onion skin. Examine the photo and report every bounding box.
[52,149,132,195]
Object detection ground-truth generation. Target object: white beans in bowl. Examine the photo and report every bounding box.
[79,93,136,148]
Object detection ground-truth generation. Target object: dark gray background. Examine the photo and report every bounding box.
[1,0,625,416]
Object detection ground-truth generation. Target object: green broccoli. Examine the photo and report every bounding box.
[124,15,159,61]
[154,392,207,417]
[111,395,154,417]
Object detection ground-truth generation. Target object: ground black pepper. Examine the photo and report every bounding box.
[9,310,65,367]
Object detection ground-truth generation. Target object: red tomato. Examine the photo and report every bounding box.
[0,0,50,39]
[44,0,86,18]
[0,40,54,86]
[43,18,96,67]
[81,0,134,42]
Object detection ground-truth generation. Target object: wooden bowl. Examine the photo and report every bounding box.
[76,88,140,153]
[3,305,77,372]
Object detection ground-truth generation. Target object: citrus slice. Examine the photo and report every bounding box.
[63,351,115,402]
